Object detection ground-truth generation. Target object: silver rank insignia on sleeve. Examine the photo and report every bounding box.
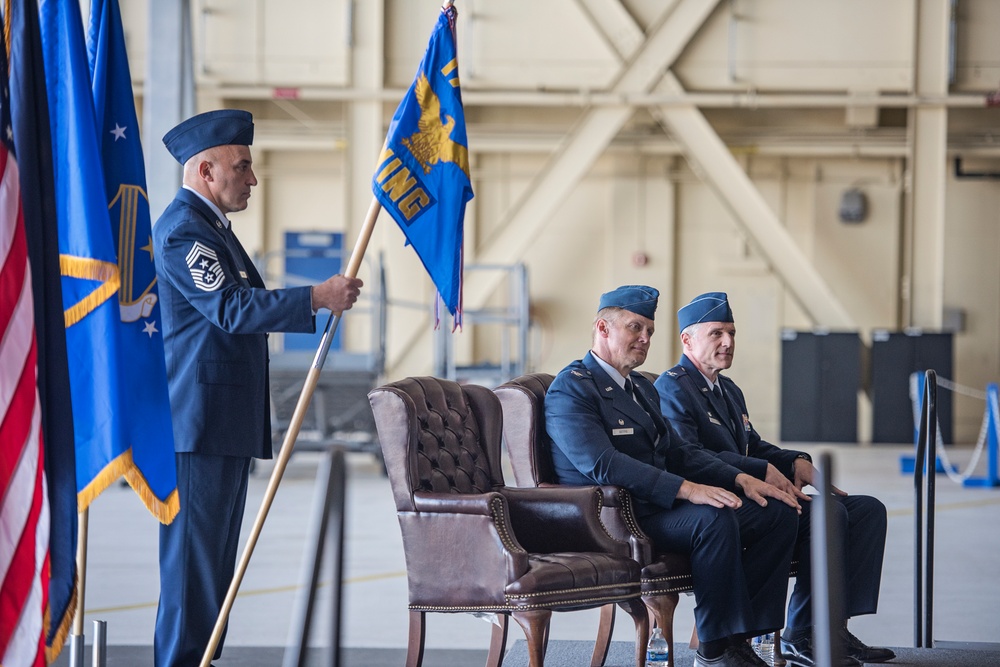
[186,241,226,292]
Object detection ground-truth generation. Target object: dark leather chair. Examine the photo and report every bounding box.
[368,376,651,667]
[494,373,694,667]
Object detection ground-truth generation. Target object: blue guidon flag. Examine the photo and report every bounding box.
[372,3,473,327]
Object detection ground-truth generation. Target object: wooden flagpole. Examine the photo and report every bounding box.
[200,197,382,667]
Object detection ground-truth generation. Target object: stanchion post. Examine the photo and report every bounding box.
[328,449,346,667]
[811,452,845,667]
[924,371,937,647]
[92,620,107,667]
[989,384,1000,486]
[913,370,937,647]
[282,448,347,667]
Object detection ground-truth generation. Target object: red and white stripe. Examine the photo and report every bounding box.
[0,129,50,667]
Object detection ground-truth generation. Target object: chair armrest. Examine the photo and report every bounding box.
[500,486,631,557]
[405,491,531,595]
[413,491,503,516]
[539,483,654,564]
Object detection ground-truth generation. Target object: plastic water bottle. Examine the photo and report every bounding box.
[752,632,775,666]
[646,627,669,666]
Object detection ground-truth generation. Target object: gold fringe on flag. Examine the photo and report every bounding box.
[45,572,78,665]
[76,448,180,524]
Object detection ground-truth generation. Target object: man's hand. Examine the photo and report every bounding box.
[677,480,742,509]
[736,473,802,513]
[311,275,363,313]
[792,458,847,496]
[765,463,811,502]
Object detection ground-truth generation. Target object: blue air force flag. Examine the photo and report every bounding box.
[87,0,178,523]
[372,5,473,325]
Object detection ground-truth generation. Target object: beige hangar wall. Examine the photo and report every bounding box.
[120,0,1000,444]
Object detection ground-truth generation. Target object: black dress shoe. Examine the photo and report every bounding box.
[695,643,769,667]
[780,634,862,667]
[842,626,896,663]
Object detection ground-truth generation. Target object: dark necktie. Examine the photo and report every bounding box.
[714,384,737,431]
[625,377,635,399]
[712,384,723,402]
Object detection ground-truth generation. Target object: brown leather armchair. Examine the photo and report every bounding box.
[494,373,696,667]
[368,376,651,667]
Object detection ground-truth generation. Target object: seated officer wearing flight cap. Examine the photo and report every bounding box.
[545,285,803,667]
[655,292,894,667]
[152,109,363,667]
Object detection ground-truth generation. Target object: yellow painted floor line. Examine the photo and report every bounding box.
[85,570,409,615]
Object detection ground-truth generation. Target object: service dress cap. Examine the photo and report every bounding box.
[163,109,255,164]
[597,285,659,321]
[677,292,734,331]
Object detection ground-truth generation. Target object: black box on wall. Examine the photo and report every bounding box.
[780,330,861,443]
[870,330,953,444]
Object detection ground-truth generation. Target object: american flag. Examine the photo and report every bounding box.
[0,26,50,667]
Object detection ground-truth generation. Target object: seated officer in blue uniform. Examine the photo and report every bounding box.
[545,285,803,667]
[152,109,364,667]
[655,292,894,667]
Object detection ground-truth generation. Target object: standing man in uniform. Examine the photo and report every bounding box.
[152,109,364,667]
[655,292,894,667]
[545,285,803,667]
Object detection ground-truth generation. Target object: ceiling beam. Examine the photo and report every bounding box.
[651,72,855,327]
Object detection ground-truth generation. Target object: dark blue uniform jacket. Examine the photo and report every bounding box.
[655,354,803,480]
[544,352,742,518]
[152,188,314,459]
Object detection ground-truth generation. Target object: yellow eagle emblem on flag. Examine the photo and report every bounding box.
[401,71,470,177]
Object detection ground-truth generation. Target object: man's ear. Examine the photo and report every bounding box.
[596,317,611,338]
[679,331,691,349]
[198,159,213,182]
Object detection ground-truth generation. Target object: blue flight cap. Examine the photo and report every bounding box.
[597,285,659,320]
[163,109,255,164]
[677,292,734,331]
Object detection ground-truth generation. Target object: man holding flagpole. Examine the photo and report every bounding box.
[152,109,363,667]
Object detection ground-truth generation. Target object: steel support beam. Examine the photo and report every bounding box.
[144,0,195,221]
[907,0,950,328]
[650,72,854,328]
[465,0,721,307]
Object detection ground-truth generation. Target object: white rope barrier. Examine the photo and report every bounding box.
[908,374,998,485]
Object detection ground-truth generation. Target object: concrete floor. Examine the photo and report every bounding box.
[62,442,1000,662]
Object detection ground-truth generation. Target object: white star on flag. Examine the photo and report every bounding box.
[110,123,127,140]
[143,320,158,337]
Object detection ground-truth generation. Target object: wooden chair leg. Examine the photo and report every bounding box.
[590,604,616,667]
[486,614,510,667]
[406,610,426,667]
[512,609,553,667]
[620,598,651,667]
[643,593,679,667]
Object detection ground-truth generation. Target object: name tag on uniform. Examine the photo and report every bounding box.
[239,271,248,278]
[612,428,634,436]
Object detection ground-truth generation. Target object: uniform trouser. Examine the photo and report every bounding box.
[639,496,799,643]
[155,453,251,667]
[785,494,888,631]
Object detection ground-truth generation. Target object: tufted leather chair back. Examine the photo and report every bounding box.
[493,372,556,488]
[369,376,504,512]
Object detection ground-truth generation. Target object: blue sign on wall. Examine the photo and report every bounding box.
[284,231,344,352]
